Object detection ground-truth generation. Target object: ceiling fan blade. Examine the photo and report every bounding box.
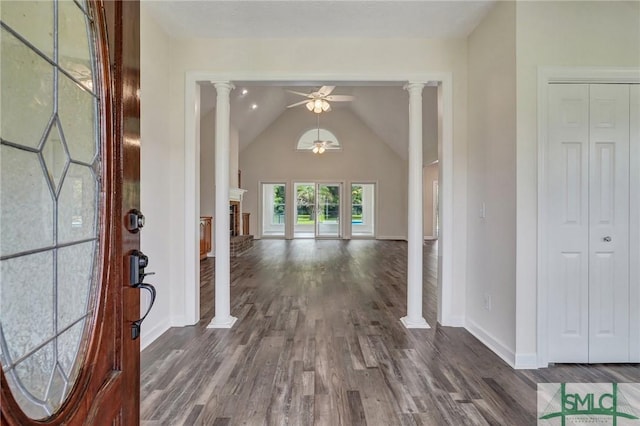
[318,86,335,96]
[286,89,313,98]
[286,99,310,108]
[325,95,354,102]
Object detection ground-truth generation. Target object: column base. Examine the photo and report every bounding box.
[207,315,238,329]
[400,316,431,329]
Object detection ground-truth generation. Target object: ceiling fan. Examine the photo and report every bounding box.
[286,86,354,113]
[310,115,337,154]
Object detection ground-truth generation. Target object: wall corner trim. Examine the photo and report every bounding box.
[514,352,539,370]
[441,315,465,327]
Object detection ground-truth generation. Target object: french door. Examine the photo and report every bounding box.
[316,183,341,238]
[546,83,639,363]
[261,183,286,237]
[294,182,342,238]
[1,0,142,424]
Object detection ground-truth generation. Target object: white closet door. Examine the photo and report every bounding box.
[588,84,630,363]
[629,85,640,362]
[547,84,590,363]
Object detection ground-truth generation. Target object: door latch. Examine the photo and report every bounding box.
[129,250,157,340]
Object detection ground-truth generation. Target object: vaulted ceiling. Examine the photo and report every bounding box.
[201,84,438,161]
[147,0,497,162]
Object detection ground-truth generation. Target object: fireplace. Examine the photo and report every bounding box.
[229,188,253,256]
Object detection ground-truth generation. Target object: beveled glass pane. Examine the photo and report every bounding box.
[14,342,55,407]
[45,365,67,411]
[0,0,54,59]
[0,28,54,148]
[0,252,54,363]
[56,319,85,393]
[41,121,70,192]
[0,145,54,257]
[4,367,48,419]
[58,0,93,90]
[57,164,97,244]
[58,72,96,163]
[57,242,94,329]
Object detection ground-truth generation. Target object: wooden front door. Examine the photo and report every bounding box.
[1,0,142,424]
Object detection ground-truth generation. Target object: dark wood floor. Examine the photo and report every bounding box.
[141,240,639,425]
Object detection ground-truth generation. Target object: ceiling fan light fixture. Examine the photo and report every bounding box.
[306,101,314,111]
[318,145,326,154]
[311,99,324,113]
[321,100,330,112]
[312,145,319,154]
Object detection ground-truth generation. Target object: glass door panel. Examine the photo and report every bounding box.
[351,183,375,237]
[316,183,341,238]
[294,183,315,238]
[261,183,286,237]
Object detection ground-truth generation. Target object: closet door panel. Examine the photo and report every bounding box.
[547,84,590,362]
[588,84,630,363]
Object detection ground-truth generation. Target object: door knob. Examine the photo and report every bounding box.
[603,236,612,242]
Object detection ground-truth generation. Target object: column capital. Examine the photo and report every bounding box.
[404,82,425,93]
[211,81,235,92]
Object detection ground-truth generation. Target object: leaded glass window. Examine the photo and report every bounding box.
[0,0,101,419]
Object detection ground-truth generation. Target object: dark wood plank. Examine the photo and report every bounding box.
[140,240,640,425]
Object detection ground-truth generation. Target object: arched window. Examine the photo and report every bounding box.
[296,128,341,152]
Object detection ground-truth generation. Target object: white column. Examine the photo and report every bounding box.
[208,82,237,329]
[401,83,430,329]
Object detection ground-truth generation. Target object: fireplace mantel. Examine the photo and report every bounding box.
[229,188,247,202]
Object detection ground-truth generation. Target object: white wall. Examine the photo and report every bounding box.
[467,1,517,365]
[165,37,469,326]
[423,163,439,238]
[230,126,239,188]
[423,89,439,165]
[200,107,215,219]
[241,107,407,239]
[515,1,640,365]
[139,4,174,348]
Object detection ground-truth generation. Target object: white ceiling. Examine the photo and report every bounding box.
[151,1,496,160]
[145,1,497,40]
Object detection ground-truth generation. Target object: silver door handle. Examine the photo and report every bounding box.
[603,236,612,242]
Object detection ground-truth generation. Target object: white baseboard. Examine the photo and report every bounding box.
[377,235,407,241]
[440,315,465,327]
[465,318,515,368]
[423,236,438,240]
[514,352,539,370]
[140,318,171,351]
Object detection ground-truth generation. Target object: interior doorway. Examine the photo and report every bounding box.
[184,75,456,328]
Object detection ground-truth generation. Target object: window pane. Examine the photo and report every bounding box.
[0,145,54,256]
[262,183,285,237]
[0,28,54,149]
[351,183,375,237]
